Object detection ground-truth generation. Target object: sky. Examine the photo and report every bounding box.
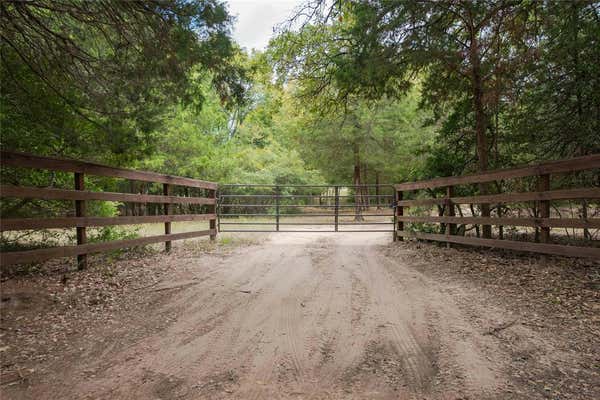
[226,0,302,52]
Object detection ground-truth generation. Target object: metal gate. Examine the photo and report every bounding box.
[217,184,396,235]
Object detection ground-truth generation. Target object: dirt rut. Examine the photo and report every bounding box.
[12,232,536,399]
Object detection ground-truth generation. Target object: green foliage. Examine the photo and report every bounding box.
[136,59,325,187]
[1,0,247,162]
[2,0,598,248]
[87,226,139,244]
[269,81,436,185]
[0,230,65,253]
[507,1,600,158]
[272,0,600,180]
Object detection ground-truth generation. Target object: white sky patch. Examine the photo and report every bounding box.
[226,0,302,52]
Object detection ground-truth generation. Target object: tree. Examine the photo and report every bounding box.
[508,1,600,159]
[272,84,435,219]
[273,0,545,238]
[1,0,246,161]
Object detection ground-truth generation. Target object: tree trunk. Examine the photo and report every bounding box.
[438,204,446,234]
[469,31,492,238]
[353,142,363,221]
[362,163,369,208]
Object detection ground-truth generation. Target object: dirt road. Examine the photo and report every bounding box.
[4,231,597,399]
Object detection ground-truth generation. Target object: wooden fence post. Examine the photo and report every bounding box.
[497,203,504,240]
[446,186,455,248]
[75,172,87,269]
[209,189,216,241]
[216,187,221,234]
[539,174,551,243]
[397,190,403,241]
[393,189,398,242]
[163,184,171,252]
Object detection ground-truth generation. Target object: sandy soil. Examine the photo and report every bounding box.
[1,230,598,399]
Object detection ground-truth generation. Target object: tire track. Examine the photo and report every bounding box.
[29,230,517,400]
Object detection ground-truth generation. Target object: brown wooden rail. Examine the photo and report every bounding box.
[394,154,600,259]
[0,151,218,268]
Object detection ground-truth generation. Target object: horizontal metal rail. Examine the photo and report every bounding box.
[217,184,397,235]
[220,230,395,233]
[220,184,394,188]
[220,222,393,225]
[219,213,396,217]
[218,204,393,208]
[219,194,394,198]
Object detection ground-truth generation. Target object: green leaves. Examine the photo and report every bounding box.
[1,0,245,162]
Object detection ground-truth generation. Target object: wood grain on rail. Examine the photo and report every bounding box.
[1,151,217,190]
[0,230,216,266]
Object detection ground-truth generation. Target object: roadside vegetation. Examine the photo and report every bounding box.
[1,1,598,249]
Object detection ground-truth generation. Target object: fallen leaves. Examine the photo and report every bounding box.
[0,240,226,392]
[385,241,600,400]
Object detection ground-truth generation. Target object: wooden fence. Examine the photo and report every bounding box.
[0,151,217,268]
[394,154,600,259]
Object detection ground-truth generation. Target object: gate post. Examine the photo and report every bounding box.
[275,185,280,232]
[75,172,87,269]
[445,185,455,248]
[209,188,216,241]
[334,186,339,232]
[396,189,403,241]
[163,183,172,252]
[393,189,398,242]
[216,187,221,234]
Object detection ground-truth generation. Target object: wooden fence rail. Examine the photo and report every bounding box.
[0,151,217,268]
[394,154,600,259]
